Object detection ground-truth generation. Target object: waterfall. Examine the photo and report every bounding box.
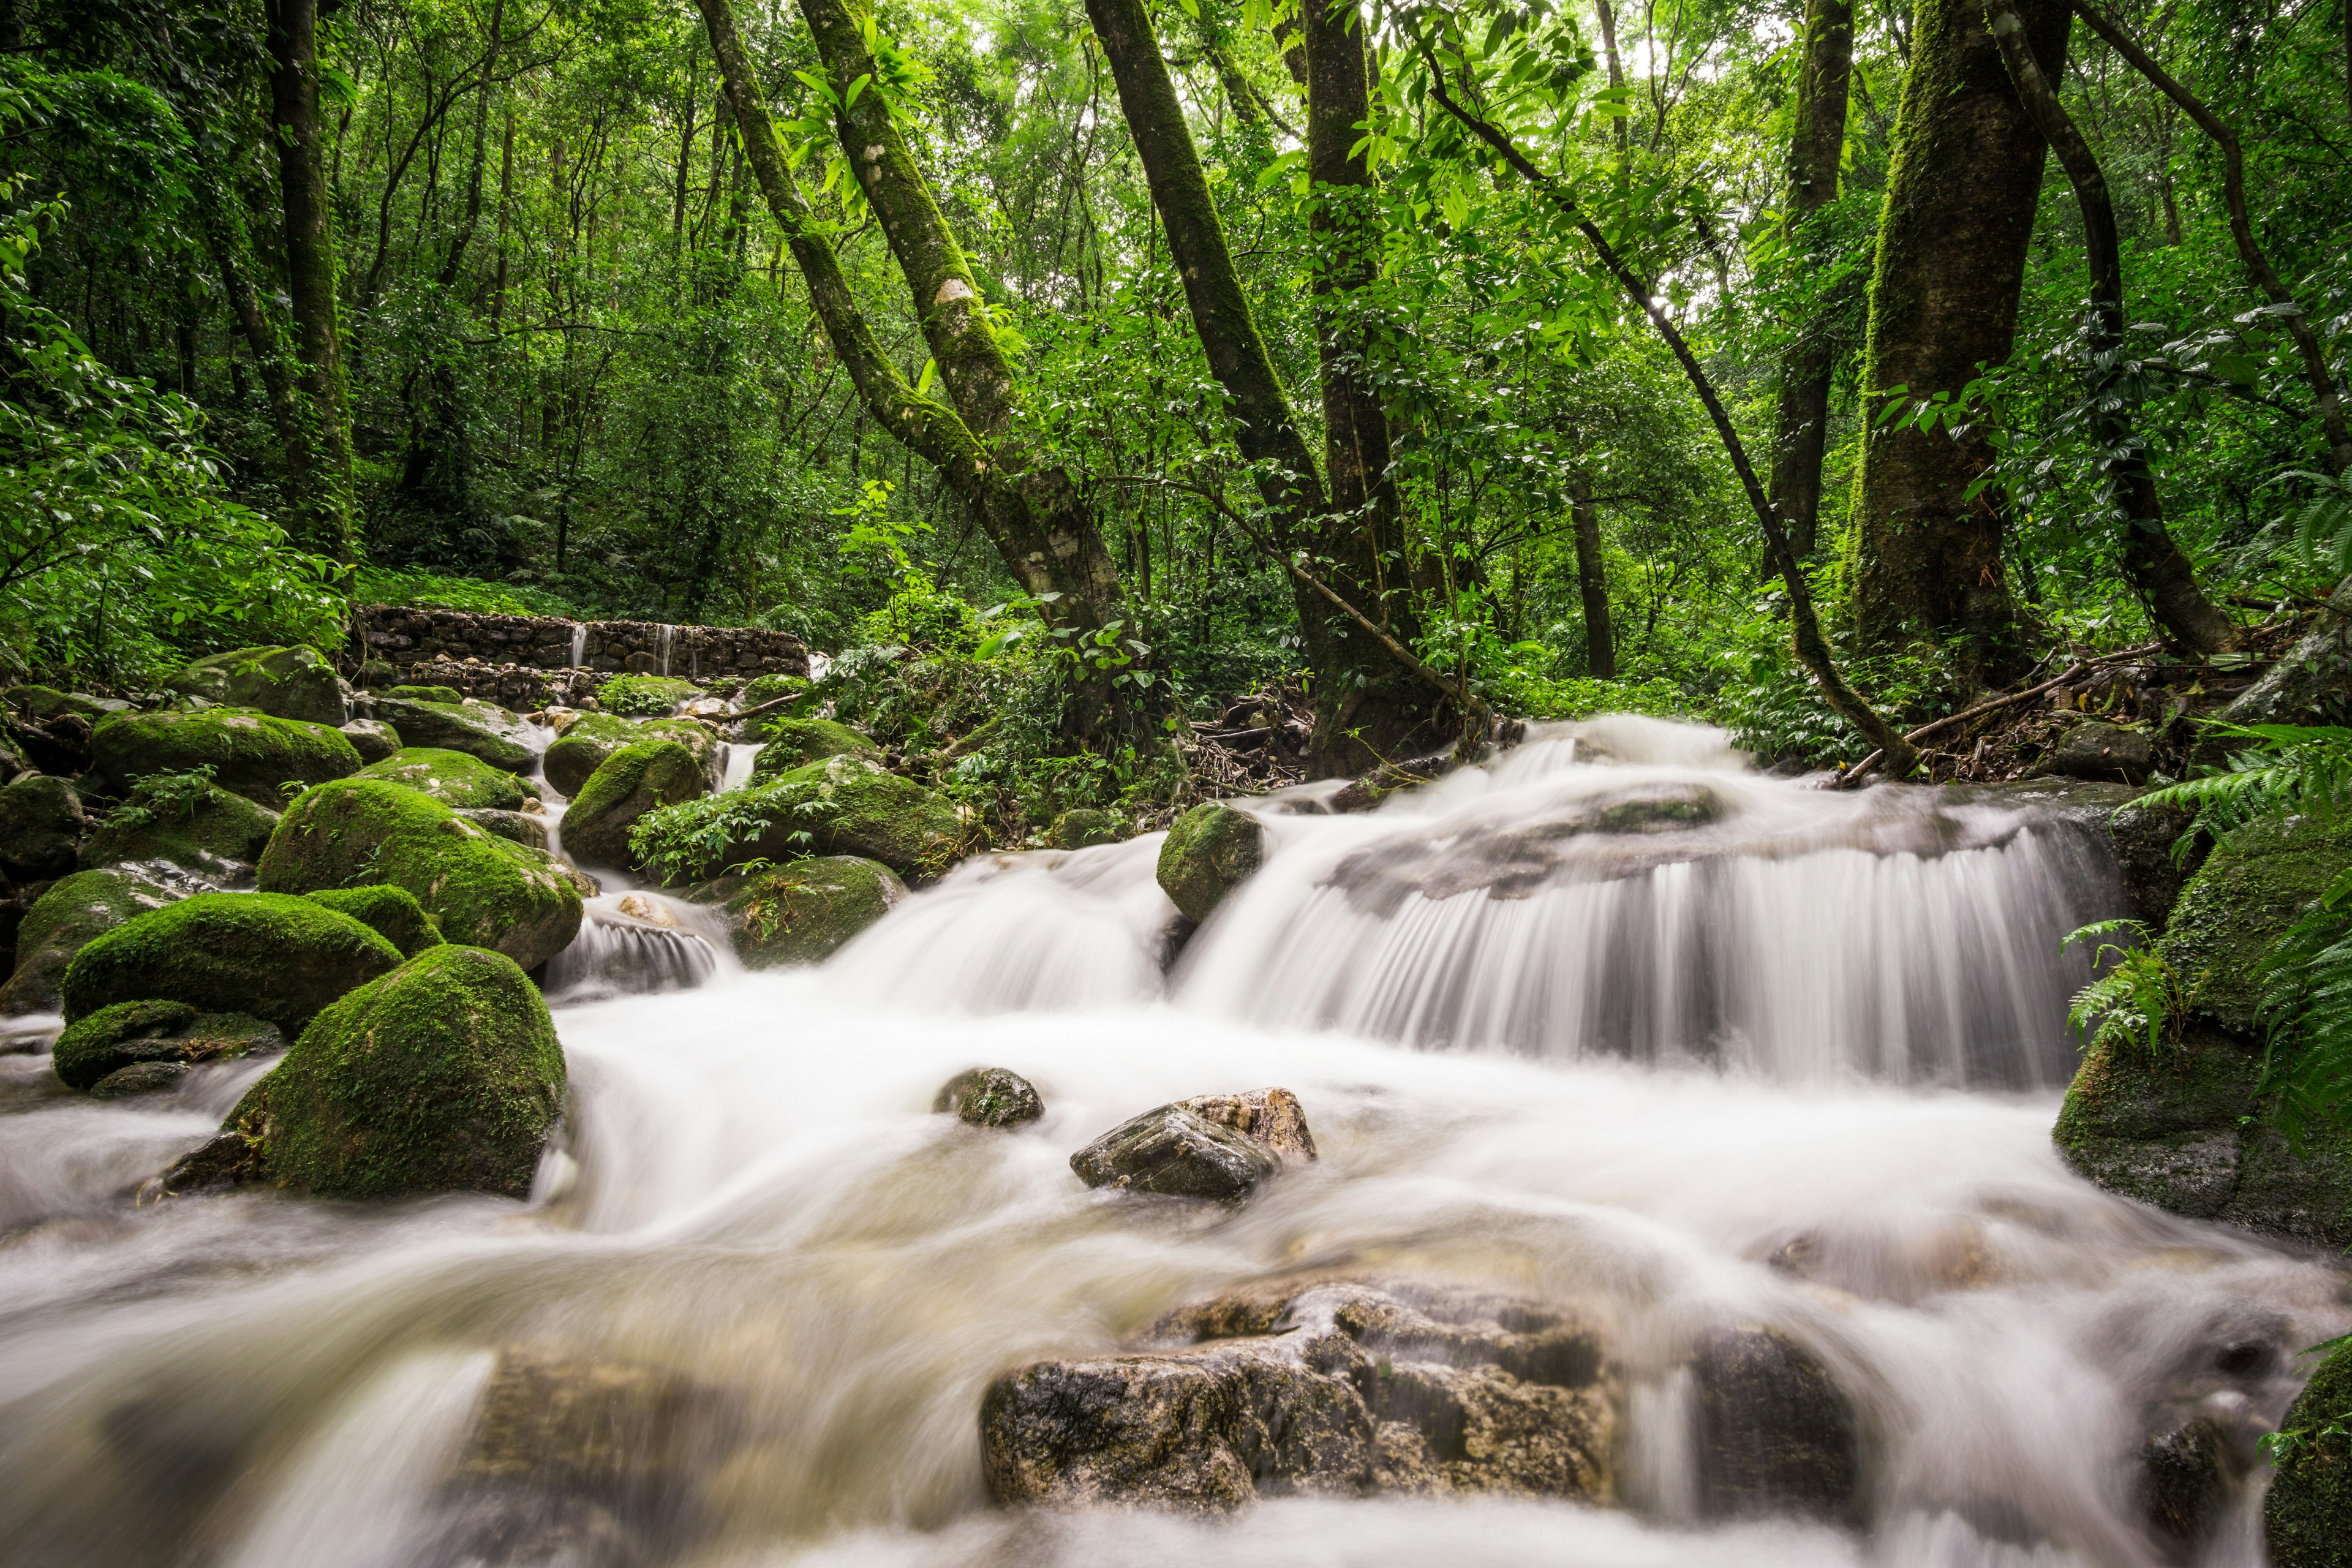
[542,893,723,999]
[567,622,586,668]
[716,742,764,793]
[657,624,675,678]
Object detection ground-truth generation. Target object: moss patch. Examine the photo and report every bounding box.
[368,696,537,771]
[357,747,540,811]
[90,708,362,807]
[166,645,345,726]
[224,944,565,1199]
[2267,1339,2352,1567]
[303,884,445,958]
[596,675,701,717]
[1156,804,1264,923]
[78,785,277,880]
[696,855,905,967]
[561,741,710,870]
[542,712,716,796]
[0,867,184,1015]
[0,773,88,881]
[60,891,402,1034]
[53,998,198,1089]
[384,685,465,704]
[645,755,960,880]
[2164,812,2352,1034]
[748,717,882,776]
[257,778,582,970]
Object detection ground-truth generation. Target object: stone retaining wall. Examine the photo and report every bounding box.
[353,606,809,699]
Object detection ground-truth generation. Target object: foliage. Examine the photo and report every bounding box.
[2064,919,2193,1060]
[596,676,701,717]
[102,763,221,834]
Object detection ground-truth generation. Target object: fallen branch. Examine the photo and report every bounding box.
[1838,640,2166,785]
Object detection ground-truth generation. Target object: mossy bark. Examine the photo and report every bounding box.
[1852,0,2069,684]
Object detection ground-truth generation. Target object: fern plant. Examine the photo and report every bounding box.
[2063,919,2192,1060]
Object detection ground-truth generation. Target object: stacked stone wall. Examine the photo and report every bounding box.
[352,606,808,710]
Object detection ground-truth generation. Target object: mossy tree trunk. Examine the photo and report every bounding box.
[1851,0,2068,686]
[1768,0,1853,562]
[1570,481,1616,678]
[1988,3,2237,654]
[263,0,358,560]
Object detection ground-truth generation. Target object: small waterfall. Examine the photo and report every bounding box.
[657,624,675,678]
[717,742,764,793]
[568,622,586,668]
[543,893,722,999]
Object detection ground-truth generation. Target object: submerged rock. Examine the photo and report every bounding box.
[0,774,86,881]
[1069,1088,1316,1201]
[1689,1326,1861,1521]
[933,1067,1042,1127]
[206,944,565,1199]
[0,866,187,1014]
[89,707,362,807]
[356,747,540,812]
[165,644,347,726]
[981,1279,1613,1509]
[2142,1418,2236,1551]
[77,782,276,884]
[369,695,538,772]
[542,713,717,796]
[693,855,903,967]
[302,884,445,958]
[59,891,404,1035]
[1156,804,1264,923]
[560,742,709,871]
[2267,1340,2352,1567]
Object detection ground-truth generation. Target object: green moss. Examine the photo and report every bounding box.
[385,684,465,704]
[367,696,537,771]
[1047,808,1119,850]
[0,867,184,1015]
[699,855,905,967]
[356,747,540,811]
[257,778,582,970]
[749,717,881,776]
[636,755,961,880]
[741,673,810,709]
[543,712,716,796]
[2163,812,2352,1033]
[562,741,710,870]
[225,944,565,1199]
[303,884,445,958]
[90,708,361,807]
[5,684,109,723]
[53,998,198,1090]
[2267,1340,2352,1567]
[0,773,88,880]
[78,785,277,879]
[596,675,701,717]
[1156,804,1264,923]
[166,646,345,725]
[59,891,402,1033]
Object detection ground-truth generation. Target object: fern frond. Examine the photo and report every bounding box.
[2260,866,2352,1148]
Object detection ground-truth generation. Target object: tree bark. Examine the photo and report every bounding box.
[1852,0,2068,685]
[1767,0,1853,562]
[263,0,357,559]
[1987,3,2237,654]
[1570,481,1616,677]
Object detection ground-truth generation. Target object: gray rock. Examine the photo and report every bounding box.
[1069,1088,1316,1201]
[457,809,550,851]
[1689,1326,1861,1521]
[339,717,402,764]
[2219,580,2351,732]
[0,774,86,881]
[2051,720,2157,784]
[933,1067,1043,1128]
[91,1060,190,1098]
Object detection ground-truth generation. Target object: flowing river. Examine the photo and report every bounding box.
[0,717,2343,1568]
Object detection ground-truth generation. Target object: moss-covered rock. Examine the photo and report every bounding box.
[165,645,347,726]
[60,891,402,1034]
[933,1066,1042,1127]
[369,695,538,772]
[722,755,959,878]
[77,784,276,881]
[1156,804,1264,924]
[217,944,565,1199]
[747,717,880,775]
[561,742,710,870]
[257,779,582,970]
[339,717,402,764]
[2267,1339,2352,1567]
[0,867,184,1015]
[4,684,111,724]
[458,809,548,851]
[384,684,464,704]
[2165,812,2352,1034]
[53,1000,281,1091]
[1048,808,1118,850]
[694,855,904,967]
[0,773,86,880]
[740,673,810,710]
[542,712,717,796]
[303,884,444,958]
[596,675,701,717]
[357,747,540,811]
[90,707,362,807]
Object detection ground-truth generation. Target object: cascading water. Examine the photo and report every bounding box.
[0,717,2343,1568]
[717,742,765,793]
[657,624,675,678]
[569,623,587,669]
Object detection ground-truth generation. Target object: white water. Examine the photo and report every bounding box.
[570,624,588,669]
[717,742,766,793]
[0,718,2342,1568]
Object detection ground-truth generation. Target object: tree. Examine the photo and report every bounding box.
[1767,0,1854,561]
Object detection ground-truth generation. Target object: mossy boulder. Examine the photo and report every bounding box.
[339,718,403,764]
[384,684,465,704]
[748,717,880,775]
[595,675,701,717]
[0,867,184,1015]
[0,772,87,881]
[4,684,111,724]
[303,884,445,958]
[2054,1026,2352,1251]
[542,712,717,797]
[90,707,361,807]
[257,779,582,971]
[1049,808,1118,850]
[561,742,710,870]
[693,855,904,967]
[700,755,959,879]
[933,1066,1042,1128]
[1156,804,1264,924]
[357,747,540,811]
[60,891,402,1035]
[165,645,347,726]
[52,1000,280,1092]
[368,695,538,772]
[740,673,810,710]
[2164,812,2352,1033]
[77,785,276,881]
[214,944,565,1199]
[2267,1339,2352,1567]
[458,809,548,851]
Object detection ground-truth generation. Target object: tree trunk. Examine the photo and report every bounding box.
[263,0,357,559]
[1571,481,1616,678]
[1767,0,1853,562]
[1852,0,2068,686]
[1988,4,2237,654]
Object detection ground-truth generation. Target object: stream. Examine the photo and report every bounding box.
[0,716,2343,1567]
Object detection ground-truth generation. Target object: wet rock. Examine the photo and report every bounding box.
[164,645,347,726]
[2049,720,2156,784]
[0,773,86,881]
[258,778,582,971]
[357,746,540,812]
[59,891,404,1035]
[543,713,717,796]
[1966,775,2202,925]
[747,716,881,776]
[89,707,363,807]
[692,855,903,967]
[0,866,187,1015]
[934,1067,1042,1127]
[981,1279,1613,1509]
[77,780,277,886]
[1689,1326,1861,1521]
[219,944,565,1198]
[370,695,538,772]
[339,717,403,764]
[148,1129,263,1197]
[561,742,710,871]
[1156,804,1264,923]
[2266,1337,2352,1568]
[2165,808,2352,1033]
[302,884,446,958]
[91,1060,190,1098]
[1047,808,1118,850]
[2142,1418,2234,1551]
[1069,1089,1314,1200]
[460,808,550,851]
